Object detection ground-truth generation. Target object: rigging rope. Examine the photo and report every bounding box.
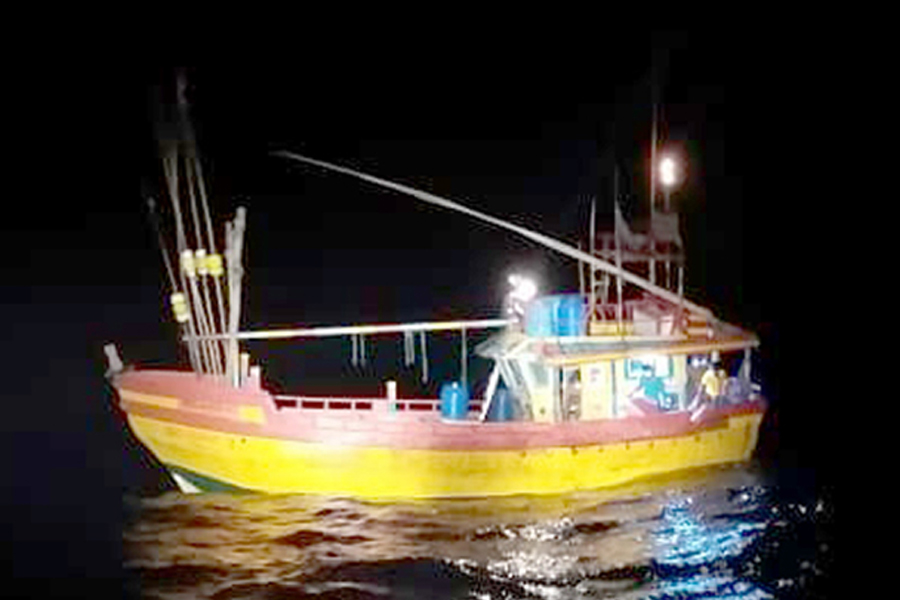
[360,334,366,367]
[147,198,178,290]
[403,330,414,366]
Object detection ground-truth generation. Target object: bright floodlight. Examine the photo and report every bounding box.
[508,274,538,302]
[660,157,676,187]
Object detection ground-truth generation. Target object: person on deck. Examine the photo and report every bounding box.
[690,358,727,410]
[629,363,676,411]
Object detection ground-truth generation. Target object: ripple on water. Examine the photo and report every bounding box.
[276,529,371,548]
[123,465,832,600]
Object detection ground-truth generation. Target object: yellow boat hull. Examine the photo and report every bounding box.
[129,411,763,498]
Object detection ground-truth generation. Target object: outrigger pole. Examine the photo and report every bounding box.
[270,151,720,325]
[190,318,511,341]
[186,152,759,346]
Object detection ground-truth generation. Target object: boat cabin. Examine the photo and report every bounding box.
[475,299,757,424]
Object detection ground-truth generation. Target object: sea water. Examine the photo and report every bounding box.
[123,463,833,599]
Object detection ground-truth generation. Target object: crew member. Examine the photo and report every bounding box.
[689,354,726,410]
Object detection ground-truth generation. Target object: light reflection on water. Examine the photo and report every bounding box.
[124,463,831,599]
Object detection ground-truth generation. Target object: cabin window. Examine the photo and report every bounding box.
[625,356,673,379]
[561,367,581,421]
[624,355,679,411]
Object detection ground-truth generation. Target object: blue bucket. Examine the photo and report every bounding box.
[440,381,470,420]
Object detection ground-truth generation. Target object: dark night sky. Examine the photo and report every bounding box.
[129,45,777,395]
[6,33,835,589]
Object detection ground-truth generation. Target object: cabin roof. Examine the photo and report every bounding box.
[475,323,758,367]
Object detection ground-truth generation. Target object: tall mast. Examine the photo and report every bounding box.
[614,164,623,334]
[649,74,658,287]
[589,196,596,323]
[226,207,247,386]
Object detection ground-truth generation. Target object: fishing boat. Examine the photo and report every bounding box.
[115,82,765,498]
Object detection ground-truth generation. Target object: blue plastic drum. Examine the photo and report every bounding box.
[524,296,556,336]
[440,381,470,420]
[556,294,587,336]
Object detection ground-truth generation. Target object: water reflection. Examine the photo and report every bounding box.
[125,464,829,599]
[649,492,772,598]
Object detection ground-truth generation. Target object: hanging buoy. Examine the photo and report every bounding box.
[206,253,224,277]
[195,249,208,276]
[351,334,358,367]
[170,292,190,323]
[180,249,196,278]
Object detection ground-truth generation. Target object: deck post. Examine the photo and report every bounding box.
[419,331,428,384]
[240,352,250,386]
[480,363,501,421]
[590,196,597,324]
[578,241,585,297]
[611,360,618,417]
[460,327,467,389]
[614,166,624,336]
[227,207,246,387]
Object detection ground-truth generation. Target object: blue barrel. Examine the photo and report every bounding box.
[556,294,586,336]
[440,381,470,420]
[487,388,515,421]
[524,296,557,336]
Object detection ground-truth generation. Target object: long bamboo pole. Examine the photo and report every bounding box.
[185,158,222,376]
[167,73,212,375]
[188,319,511,342]
[193,156,230,367]
[147,198,198,372]
[162,154,207,374]
[271,151,719,323]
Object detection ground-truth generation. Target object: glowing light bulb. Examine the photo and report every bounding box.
[660,157,676,187]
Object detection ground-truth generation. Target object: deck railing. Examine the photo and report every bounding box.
[272,395,484,414]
